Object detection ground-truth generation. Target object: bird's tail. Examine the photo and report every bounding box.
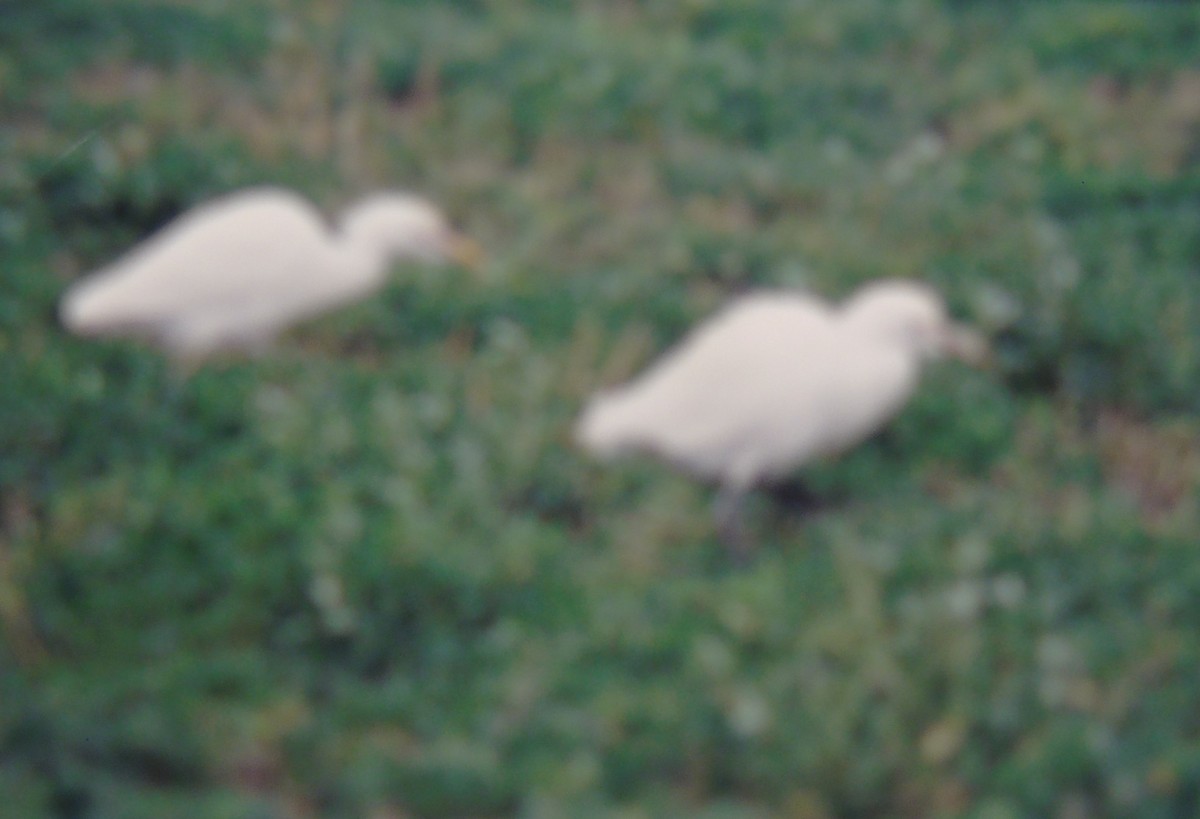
[59,283,107,335]
[59,275,148,337]
[573,388,644,459]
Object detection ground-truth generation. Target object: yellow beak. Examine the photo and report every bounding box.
[446,232,485,271]
[943,322,989,367]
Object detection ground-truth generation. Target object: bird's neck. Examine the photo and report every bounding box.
[332,233,391,290]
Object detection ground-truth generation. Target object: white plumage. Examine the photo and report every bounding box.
[575,279,985,558]
[60,186,480,362]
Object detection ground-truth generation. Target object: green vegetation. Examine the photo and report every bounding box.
[3,1,1199,816]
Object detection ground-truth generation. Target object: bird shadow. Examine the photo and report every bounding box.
[758,476,847,516]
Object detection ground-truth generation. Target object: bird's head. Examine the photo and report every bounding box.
[842,279,987,365]
[340,192,483,270]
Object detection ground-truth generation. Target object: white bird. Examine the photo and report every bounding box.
[575,279,986,560]
[59,186,482,363]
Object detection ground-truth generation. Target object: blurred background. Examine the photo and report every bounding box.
[2,0,1199,816]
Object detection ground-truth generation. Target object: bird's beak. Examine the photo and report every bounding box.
[445,232,485,271]
[942,322,989,366]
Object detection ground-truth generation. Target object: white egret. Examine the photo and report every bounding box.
[575,279,987,560]
[59,186,482,363]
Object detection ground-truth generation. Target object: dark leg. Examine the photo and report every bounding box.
[762,476,829,514]
[713,482,752,565]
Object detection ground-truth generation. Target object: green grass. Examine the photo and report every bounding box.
[3,1,1200,816]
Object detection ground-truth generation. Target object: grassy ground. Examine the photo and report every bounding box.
[2,1,1200,816]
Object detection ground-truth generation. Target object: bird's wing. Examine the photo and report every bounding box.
[60,189,342,337]
[588,293,833,470]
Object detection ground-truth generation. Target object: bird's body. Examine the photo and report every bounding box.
[60,187,477,361]
[579,293,918,484]
[575,280,984,558]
